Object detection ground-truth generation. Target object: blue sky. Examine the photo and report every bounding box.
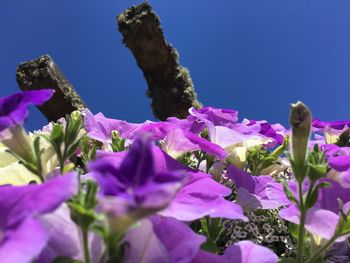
[1,0,350,130]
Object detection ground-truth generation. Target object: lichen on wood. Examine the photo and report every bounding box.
[117,2,201,120]
[16,55,86,122]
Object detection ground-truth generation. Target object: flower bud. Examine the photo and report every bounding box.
[111,130,120,140]
[289,102,312,179]
[70,110,82,122]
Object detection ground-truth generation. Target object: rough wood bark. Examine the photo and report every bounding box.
[117,2,201,120]
[16,55,86,122]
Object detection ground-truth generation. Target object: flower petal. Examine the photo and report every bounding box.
[0,217,48,263]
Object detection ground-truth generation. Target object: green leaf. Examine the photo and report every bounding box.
[65,114,82,146]
[271,135,289,158]
[85,180,99,209]
[65,139,81,159]
[200,218,209,236]
[81,136,89,153]
[289,222,308,242]
[39,133,52,143]
[67,180,99,230]
[281,180,298,205]
[208,218,222,241]
[22,161,38,175]
[68,202,97,228]
[307,144,327,182]
[51,123,64,144]
[80,136,101,165]
[200,238,218,253]
[308,164,327,181]
[306,188,319,209]
[33,136,43,178]
[288,223,299,239]
[306,182,331,209]
[33,136,41,157]
[337,203,350,235]
[91,224,108,238]
[316,181,332,189]
[260,156,277,169]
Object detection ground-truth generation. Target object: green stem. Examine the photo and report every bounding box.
[82,227,91,263]
[213,218,224,243]
[58,146,69,174]
[308,234,338,263]
[297,210,307,262]
[36,156,45,183]
[297,181,306,263]
[59,158,65,174]
[36,170,45,183]
[60,146,68,174]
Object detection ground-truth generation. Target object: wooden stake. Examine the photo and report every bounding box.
[16,55,86,122]
[118,2,201,120]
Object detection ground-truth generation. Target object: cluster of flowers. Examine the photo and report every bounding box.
[1,89,350,263]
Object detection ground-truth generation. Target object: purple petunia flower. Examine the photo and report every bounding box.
[188,106,286,146]
[154,140,247,221]
[325,240,350,263]
[192,240,278,263]
[266,177,350,213]
[37,204,83,262]
[311,119,350,146]
[0,89,54,137]
[0,172,77,263]
[159,169,247,221]
[84,109,143,144]
[124,215,277,263]
[85,109,228,160]
[125,214,275,263]
[279,205,347,242]
[326,145,350,165]
[166,116,193,131]
[313,119,350,131]
[322,145,350,188]
[124,215,206,263]
[0,217,48,263]
[89,137,186,233]
[84,109,175,144]
[207,125,274,169]
[0,89,54,161]
[90,136,247,225]
[247,120,286,145]
[37,204,103,263]
[267,177,350,242]
[187,106,239,133]
[162,128,228,160]
[329,154,350,172]
[226,164,280,210]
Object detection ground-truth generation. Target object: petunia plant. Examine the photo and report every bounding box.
[276,102,350,263]
[1,89,350,263]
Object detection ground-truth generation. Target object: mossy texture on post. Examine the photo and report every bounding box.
[118,2,201,120]
[16,55,86,122]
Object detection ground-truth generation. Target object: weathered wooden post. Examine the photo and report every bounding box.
[117,2,201,120]
[16,55,86,122]
[16,2,201,122]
